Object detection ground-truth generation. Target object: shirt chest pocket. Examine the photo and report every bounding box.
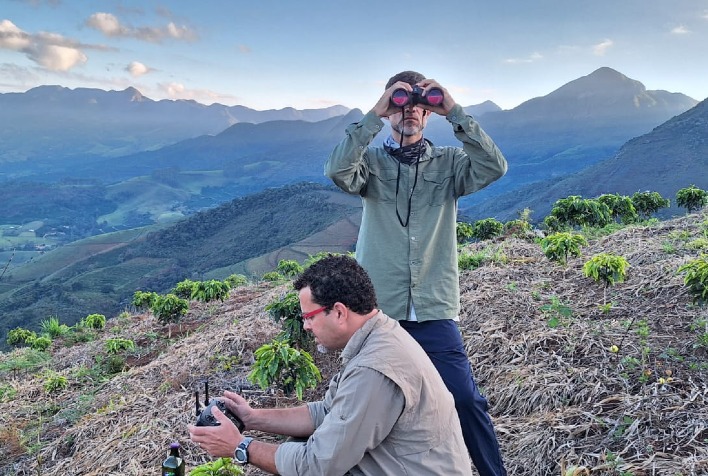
[421,170,455,206]
[365,165,398,202]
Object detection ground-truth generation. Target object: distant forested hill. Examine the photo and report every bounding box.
[0,182,361,349]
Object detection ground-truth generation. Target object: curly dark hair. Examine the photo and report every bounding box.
[293,255,377,314]
[385,70,426,89]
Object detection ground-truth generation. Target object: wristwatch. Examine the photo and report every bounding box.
[234,437,253,464]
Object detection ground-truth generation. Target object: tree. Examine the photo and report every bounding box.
[470,218,504,241]
[631,191,670,219]
[265,291,312,349]
[151,294,189,328]
[676,185,708,214]
[597,193,638,224]
[583,253,630,305]
[192,280,231,302]
[548,195,612,229]
[456,222,474,244]
[82,313,106,330]
[540,232,588,266]
[277,259,304,278]
[248,339,321,400]
[678,254,708,305]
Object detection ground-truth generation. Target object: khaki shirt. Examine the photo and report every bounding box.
[325,104,507,321]
[275,312,472,475]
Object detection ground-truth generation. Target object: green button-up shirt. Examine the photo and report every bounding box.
[325,104,507,321]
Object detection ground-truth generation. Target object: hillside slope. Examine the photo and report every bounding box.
[1,210,706,475]
[465,97,708,222]
[0,183,361,348]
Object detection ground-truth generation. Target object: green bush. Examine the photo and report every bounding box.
[678,254,708,305]
[597,193,638,224]
[43,372,68,394]
[248,339,321,400]
[456,222,474,244]
[471,218,504,241]
[132,290,158,309]
[540,232,588,265]
[224,274,248,288]
[676,185,708,214]
[82,313,106,330]
[543,215,563,232]
[151,294,189,326]
[265,291,312,349]
[189,457,244,476]
[7,327,38,347]
[30,335,52,351]
[172,279,198,299]
[458,251,486,271]
[631,191,670,219]
[548,195,612,229]
[40,316,70,338]
[193,279,231,302]
[104,338,136,354]
[277,259,304,278]
[583,253,630,287]
[262,271,284,282]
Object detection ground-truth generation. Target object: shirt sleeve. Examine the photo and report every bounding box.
[324,110,384,194]
[274,366,404,476]
[445,103,508,197]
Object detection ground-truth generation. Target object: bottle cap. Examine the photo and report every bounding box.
[170,442,180,449]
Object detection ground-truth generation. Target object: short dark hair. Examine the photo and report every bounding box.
[293,254,377,314]
[385,70,426,89]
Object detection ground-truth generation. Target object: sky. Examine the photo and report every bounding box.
[1,0,707,111]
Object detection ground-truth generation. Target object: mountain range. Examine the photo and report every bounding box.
[0,84,349,169]
[469,96,708,220]
[1,66,706,345]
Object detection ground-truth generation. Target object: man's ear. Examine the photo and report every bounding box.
[333,302,347,320]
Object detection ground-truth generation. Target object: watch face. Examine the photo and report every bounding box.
[235,447,247,463]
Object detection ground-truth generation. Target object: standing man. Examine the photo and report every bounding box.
[189,255,473,475]
[325,71,508,476]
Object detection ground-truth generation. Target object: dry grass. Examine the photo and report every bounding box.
[1,211,707,476]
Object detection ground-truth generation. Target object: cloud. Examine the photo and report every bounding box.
[702,10,708,20]
[504,52,543,64]
[592,39,614,56]
[86,12,197,42]
[0,19,32,50]
[0,19,88,71]
[126,61,150,77]
[671,25,690,35]
[156,81,239,104]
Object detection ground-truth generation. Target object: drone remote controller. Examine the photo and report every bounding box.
[194,381,245,432]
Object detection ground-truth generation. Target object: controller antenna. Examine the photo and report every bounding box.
[194,391,201,417]
[204,381,210,406]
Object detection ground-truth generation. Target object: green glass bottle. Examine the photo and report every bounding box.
[161,442,185,476]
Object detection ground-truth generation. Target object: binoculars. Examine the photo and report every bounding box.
[390,85,444,107]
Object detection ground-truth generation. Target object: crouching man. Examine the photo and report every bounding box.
[189,254,472,475]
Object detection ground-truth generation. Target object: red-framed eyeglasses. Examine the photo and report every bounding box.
[301,306,328,321]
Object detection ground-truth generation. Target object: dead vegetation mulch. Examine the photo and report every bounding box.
[1,211,707,476]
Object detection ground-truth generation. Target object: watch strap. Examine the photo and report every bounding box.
[234,436,253,464]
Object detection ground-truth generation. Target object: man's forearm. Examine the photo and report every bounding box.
[246,440,280,474]
[251,405,315,438]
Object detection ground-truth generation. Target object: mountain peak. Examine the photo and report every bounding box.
[121,86,146,102]
[554,67,645,98]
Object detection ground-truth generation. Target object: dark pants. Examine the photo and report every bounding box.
[400,319,507,476]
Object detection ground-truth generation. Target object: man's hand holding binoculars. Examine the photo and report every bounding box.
[373,79,455,118]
